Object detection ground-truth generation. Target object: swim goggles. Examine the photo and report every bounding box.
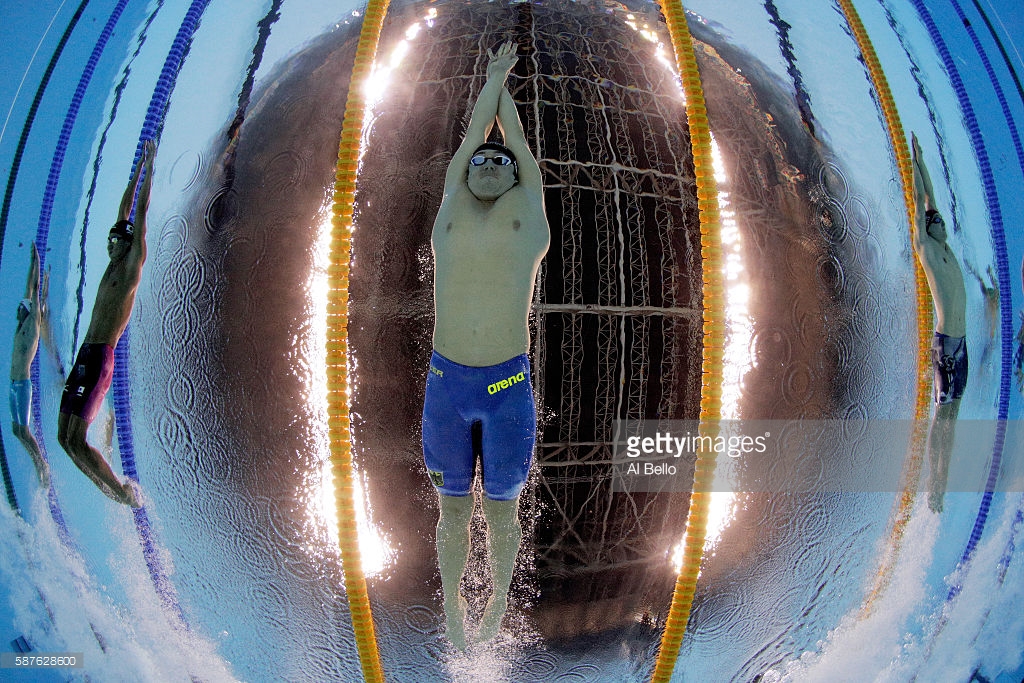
[470,153,515,167]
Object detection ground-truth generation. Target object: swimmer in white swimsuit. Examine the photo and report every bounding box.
[10,244,50,488]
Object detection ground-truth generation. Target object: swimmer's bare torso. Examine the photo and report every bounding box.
[432,182,548,367]
[917,228,966,338]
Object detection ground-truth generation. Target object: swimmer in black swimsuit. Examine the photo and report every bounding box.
[912,134,968,513]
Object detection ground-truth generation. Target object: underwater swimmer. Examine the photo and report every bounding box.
[424,40,550,649]
[912,133,967,513]
[57,139,156,508]
[10,243,50,488]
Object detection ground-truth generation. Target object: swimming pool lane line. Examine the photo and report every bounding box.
[646,3,725,681]
[330,1,391,680]
[0,0,92,521]
[1,437,19,514]
[832,0,934,620]
[949,0,1024,186]
[0,0,90,258]
[969,0,1024,114]
[908,0,1015,604]
[226,0,284,149]
[0,0,71,147]
[109,0,214,629]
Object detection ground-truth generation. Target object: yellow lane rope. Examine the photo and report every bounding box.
[328,1,392,681]
[835,0,934,617]
[649,1,724,680]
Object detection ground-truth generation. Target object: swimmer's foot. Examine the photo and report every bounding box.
[928,488,944,514]
[444,596,469,651]
[476,592,508,644]
[121,479,143,508]
[33,458,50,489]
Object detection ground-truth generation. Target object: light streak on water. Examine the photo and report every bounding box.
[672,134,751,572]
[303,208,394,577]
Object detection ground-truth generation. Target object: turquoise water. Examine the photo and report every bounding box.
[1,0,1023,681]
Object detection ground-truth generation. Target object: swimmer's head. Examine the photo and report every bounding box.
[924,209,946,242]
[16,299,32,324]
[109,219,134,243]
[108,220,134,258]
[467,142,518,201]
[471,143,518,174]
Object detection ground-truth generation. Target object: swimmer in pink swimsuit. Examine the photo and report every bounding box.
[57,139,156,508]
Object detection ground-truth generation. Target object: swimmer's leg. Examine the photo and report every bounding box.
[477,495,522,643]
[12,423,50,488]
[927,399,960,513]
[57,412,139,507]
[436,493,473,650]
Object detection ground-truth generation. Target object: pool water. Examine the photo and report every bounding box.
[1,1,1023,681]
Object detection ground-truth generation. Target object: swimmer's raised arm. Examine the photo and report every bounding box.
[132,140,156,250]
[497,88,542,195]
[444,41,518,192]
[25,243,39,302]
[118,142,150,223]
[911,133,935,250]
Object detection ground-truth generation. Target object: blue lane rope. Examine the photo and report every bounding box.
[907,0,1015,602]
[948,0,1024,184]
[25,0,134,556]
[0,0,91,519]
[112,0,213,625]
[969,0,1024,112]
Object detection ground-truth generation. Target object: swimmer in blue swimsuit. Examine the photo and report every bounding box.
[423,352,537,500]
[912,134,968,513]
[9,244,50,488]
[425,41,550,649]
[57,140,156,508]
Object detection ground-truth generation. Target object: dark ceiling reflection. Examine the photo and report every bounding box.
[144,0,920,677]
[349,0,704,646]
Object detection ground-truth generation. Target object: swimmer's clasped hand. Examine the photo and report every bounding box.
[486,40,518,82]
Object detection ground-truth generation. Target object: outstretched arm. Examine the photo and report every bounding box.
[129,140,156,268]
[497,88,542,194]
[25,243,39,301]
[118,143,149,222]
[443,42,518,192]
[134,140,156,242]
[911,133,933,251]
